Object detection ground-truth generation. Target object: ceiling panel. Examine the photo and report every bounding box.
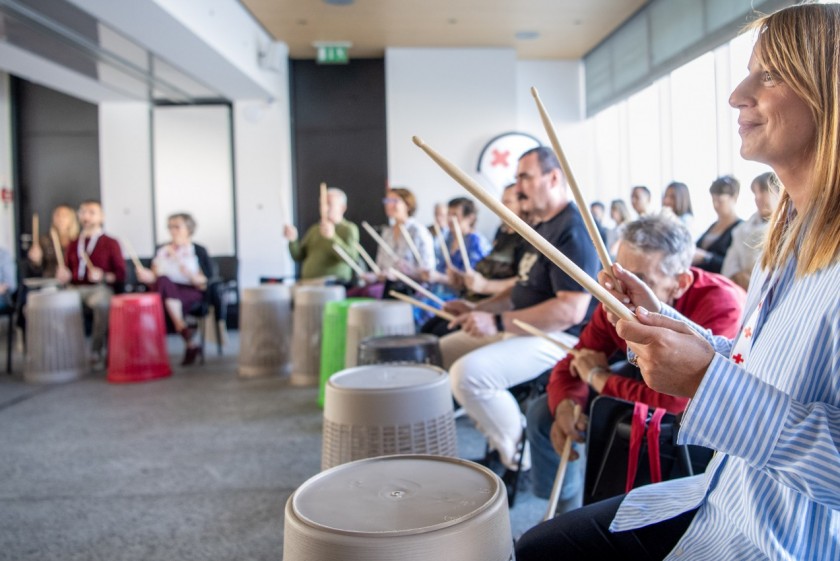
[241,0,650,59]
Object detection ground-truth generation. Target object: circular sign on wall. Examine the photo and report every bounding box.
[476,132,542,196]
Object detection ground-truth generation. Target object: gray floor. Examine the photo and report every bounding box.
[0,331,548,560]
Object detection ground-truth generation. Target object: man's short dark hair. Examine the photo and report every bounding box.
[519,146,561,174]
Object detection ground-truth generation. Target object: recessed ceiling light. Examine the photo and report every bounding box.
[323,0,354,5]
[515,31,539,40]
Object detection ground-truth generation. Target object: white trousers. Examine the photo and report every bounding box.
[440,330,576,471]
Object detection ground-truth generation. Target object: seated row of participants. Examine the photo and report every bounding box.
[21,202,210,366]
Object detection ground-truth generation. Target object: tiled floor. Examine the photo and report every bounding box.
[0,331,548,560]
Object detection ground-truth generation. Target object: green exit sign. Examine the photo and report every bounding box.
[316,44,349,64]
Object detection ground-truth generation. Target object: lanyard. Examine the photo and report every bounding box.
[77,232,102,277]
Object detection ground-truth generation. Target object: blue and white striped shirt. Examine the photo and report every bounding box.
[612,254,840,560]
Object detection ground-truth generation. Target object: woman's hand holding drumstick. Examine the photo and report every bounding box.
[602,262,713,398]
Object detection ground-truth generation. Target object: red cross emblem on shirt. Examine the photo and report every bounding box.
[743,327,752,338]
[490,149,510,167]
[733,353,744,364]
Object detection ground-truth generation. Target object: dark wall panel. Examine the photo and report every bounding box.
[290,59,387,263]
[13,78,100,253]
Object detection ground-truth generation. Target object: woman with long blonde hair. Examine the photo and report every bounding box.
[517,4,840,559]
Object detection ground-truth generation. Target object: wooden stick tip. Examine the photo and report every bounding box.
[530,86,539,98]
[412,136,424,147]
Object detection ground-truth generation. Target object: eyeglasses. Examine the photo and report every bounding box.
[382,197,402,204]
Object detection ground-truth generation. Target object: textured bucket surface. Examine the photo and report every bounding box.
[284,455,512,561]
[107,293,171,383]
[329,364,442,390]
[238,286,292,378]
[24,290,86,384]
[318,298,374,406]
[296,456,498,533]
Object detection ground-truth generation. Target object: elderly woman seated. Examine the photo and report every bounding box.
[137,213,212,366]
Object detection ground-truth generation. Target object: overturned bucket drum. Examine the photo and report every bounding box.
[283,455,513,561]
[321,363,457,470]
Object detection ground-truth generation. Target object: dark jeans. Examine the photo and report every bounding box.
[515,494,697,561]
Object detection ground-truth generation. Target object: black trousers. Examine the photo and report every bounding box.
[515,495,697,561]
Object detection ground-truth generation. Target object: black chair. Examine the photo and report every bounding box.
[2,292,15,374]
[209,256,238,351]
[583,396,713,506]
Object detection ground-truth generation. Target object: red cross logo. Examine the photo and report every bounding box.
[743,327,752,338]
[490,149,510,167]
[733,353,744,364]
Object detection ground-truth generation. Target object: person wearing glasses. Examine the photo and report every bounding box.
[370,187,436,279]
[137,213,213,366]
[692,176,743,273]
[441,146,600,496]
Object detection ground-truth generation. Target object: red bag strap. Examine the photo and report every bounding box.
[647,407,667,484]
[625,402,649,493]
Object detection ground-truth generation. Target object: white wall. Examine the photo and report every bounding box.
[99,102,154,256]
[515,60,596,204]
[152,106,236,256]
[0,73,14,251]
[233,98,295,288]
[386,48,518,241]
[386,50,589,241]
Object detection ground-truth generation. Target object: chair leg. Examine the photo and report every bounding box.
[198,315,206,365]
[6,314,13,374]
[215,315,224,356]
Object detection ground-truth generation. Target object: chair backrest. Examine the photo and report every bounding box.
[214,256,238,283]
[583,396,711,505]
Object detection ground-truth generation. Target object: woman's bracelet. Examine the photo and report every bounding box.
[587,366,609,386]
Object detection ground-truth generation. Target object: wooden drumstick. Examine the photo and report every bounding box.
[512,319,578,357]
[81,251,95,272]
[544,403,582,521]
[531,87,613,276]
[361,221,398,260]
[399,225,424,265]
[433,223,453,269]
[32,213,40,248]
[122,238,144,272]
[388,290,456,322]
[319,182,328,221]
[354,242,381,274]
[50,228,65,268]
[332,243,366,278]
[388,267,445,307]
[450,216,472,273]
[412,136,635,323]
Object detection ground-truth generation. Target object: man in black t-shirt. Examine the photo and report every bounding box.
[440,146,600,485]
